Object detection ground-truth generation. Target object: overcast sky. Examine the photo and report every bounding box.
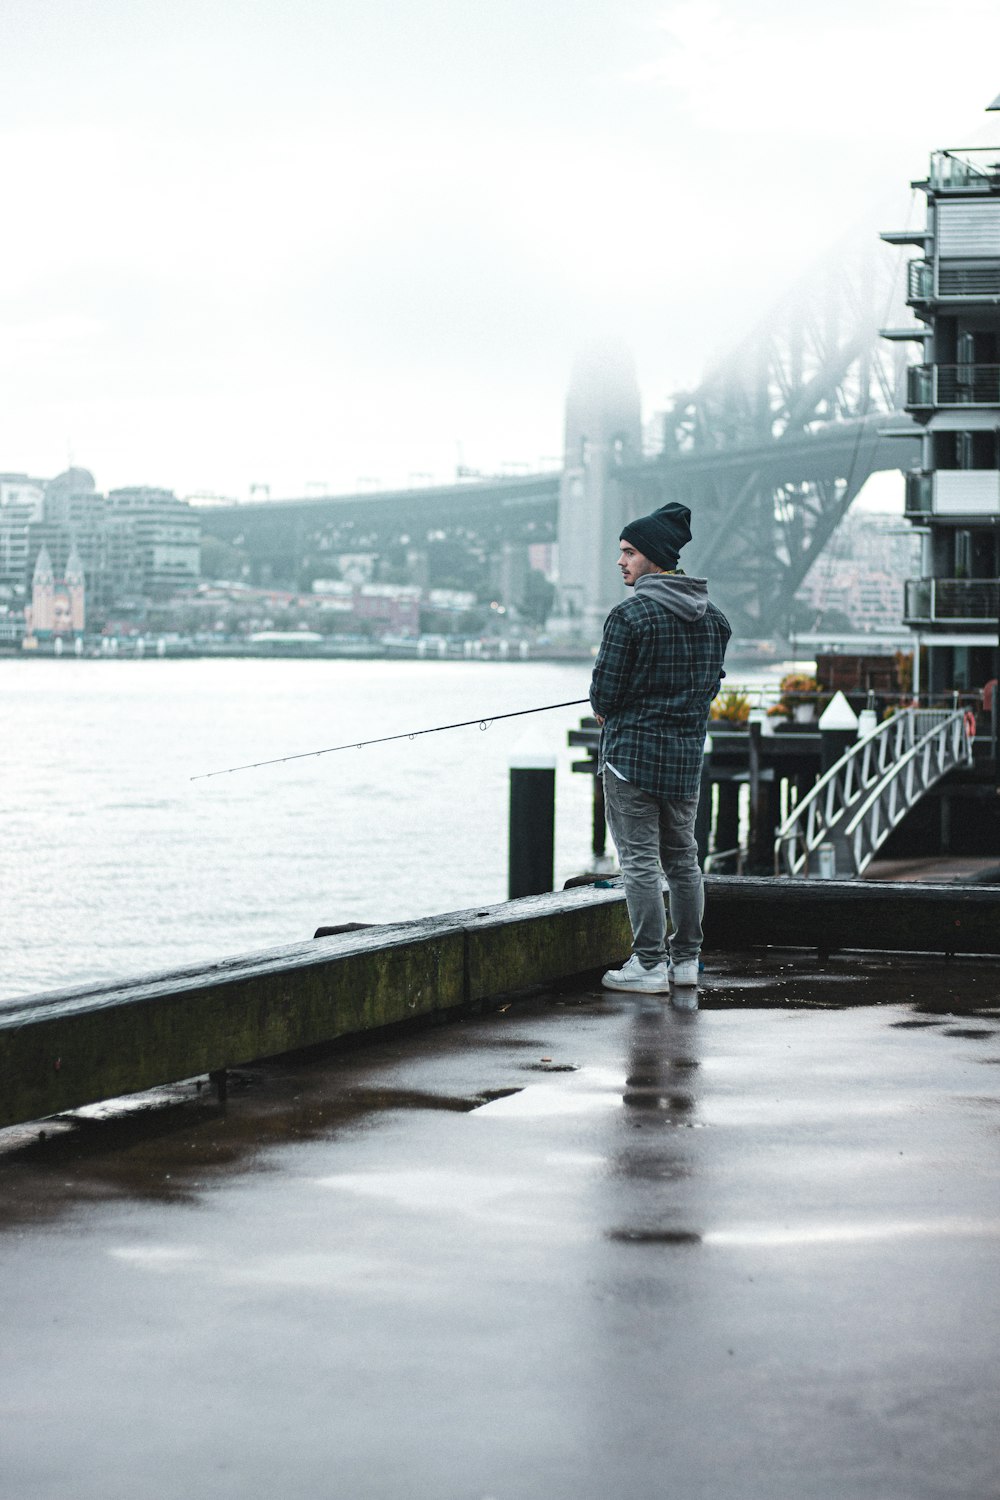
[2,0,999,501]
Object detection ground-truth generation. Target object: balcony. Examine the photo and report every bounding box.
[907,259,933,302]
[909,258,1000,301]
[927,148,1000,190]
[904,577,1000,624]
[904,473,932,518]
[938,262,1000,297]
[907,364,1000,408]
[905,470,1000,518]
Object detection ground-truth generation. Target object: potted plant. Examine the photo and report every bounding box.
[776,672,820,724]
[709,686,751,728]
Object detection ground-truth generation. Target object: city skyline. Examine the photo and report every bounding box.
[2,1,1000,501]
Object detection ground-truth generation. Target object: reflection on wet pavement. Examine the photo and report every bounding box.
[1,952,999,1499]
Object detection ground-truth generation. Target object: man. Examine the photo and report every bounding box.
[589,501,730,1004]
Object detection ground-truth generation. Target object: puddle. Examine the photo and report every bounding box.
[314,1167,526,1220]
[0,1073,525,1229]
[470,1081,621,1120]
[607,1228,702,1245]
[704,1217,1000,1248]
[622,1092,695,1113]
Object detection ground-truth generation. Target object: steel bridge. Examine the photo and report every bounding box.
[200,240,920,636]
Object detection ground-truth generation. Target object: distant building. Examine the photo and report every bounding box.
[0,468,202,619]
[795,512,919,632]
[107,487,201,599]
[0,472,46,599]
[354,583,421,634]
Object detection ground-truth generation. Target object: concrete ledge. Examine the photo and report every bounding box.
[3,879,999,1130]
[0,923,465,1129]
[704,875,1000,956]
[0,890,631,1130]
[463,890,631,1001]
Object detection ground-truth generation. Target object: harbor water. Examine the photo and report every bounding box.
[1,657,602,1003]
[2,653,808,1004]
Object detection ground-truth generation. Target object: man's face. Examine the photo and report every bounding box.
[618,542,659,588]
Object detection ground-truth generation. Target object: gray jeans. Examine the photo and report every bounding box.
[602,770,704,967]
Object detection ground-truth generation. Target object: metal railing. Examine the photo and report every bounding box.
[904,471,932,516]
[938,263,1000,297]
[928,148,1000,189]
[907,259,933,301]
[704,844,746,875]
[903,577,1000,623]
[908,365,1000,407]
[909,259,1000,301]
[774,708,974,878]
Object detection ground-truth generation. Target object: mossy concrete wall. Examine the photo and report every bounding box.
[2,879,999,1130]
[0,889,630,1130]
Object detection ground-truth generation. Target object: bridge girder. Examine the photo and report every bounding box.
[628,242,918,637]
[201,475,559,588]
[200,243,919,631]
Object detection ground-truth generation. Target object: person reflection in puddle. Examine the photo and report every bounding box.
[608,1006,703,1246]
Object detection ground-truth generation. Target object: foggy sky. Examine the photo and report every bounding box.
[2,0,999,501]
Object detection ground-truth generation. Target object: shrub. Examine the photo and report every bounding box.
[710,687,751,724]
[776,673,819,717]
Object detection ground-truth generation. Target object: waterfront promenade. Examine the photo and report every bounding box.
[1,949,998,1500]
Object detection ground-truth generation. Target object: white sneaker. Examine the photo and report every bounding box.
[602,955,670,994]
[669,958,700,987]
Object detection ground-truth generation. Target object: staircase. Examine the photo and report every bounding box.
[774,709,975,878]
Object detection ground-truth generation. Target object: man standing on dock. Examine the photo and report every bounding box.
[590,501,730,1003]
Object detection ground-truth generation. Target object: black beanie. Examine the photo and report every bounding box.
[620,502,692,570]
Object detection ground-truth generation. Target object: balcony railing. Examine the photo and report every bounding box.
[907,364,1000,408]
[904,577,1000,624]
[938,263,1000,297]
[904,472,932,517]
[907,259,933,301]
[907,259,1000,302]
[928,148,1000,189]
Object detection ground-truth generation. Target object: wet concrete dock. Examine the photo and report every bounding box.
[1,950,999,1499]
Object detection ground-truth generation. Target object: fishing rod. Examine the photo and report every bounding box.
[191,698,591,781]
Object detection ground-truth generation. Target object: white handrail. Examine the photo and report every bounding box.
[774,709,971,877]
[842,712,973,871]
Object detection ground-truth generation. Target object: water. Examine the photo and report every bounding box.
[1,657,597,1002]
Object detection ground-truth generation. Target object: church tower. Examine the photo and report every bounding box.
[64,542,86,635]
[556,342,643,641]
[26,544,55,639]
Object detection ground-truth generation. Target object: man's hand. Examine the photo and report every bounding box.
[595,714,605,725]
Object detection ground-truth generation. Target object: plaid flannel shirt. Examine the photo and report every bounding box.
[589,590,730,799]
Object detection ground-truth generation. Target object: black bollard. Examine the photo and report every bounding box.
[592,769,607,863]
[714,779,741,874]
[747,720,774,874]
[508,757,556,898]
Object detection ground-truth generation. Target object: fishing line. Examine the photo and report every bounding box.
[191,698,591,781]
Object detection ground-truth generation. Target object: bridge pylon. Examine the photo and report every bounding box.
[555,341,643,638]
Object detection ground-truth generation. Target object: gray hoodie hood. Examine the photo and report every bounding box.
[633,571,709,622]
